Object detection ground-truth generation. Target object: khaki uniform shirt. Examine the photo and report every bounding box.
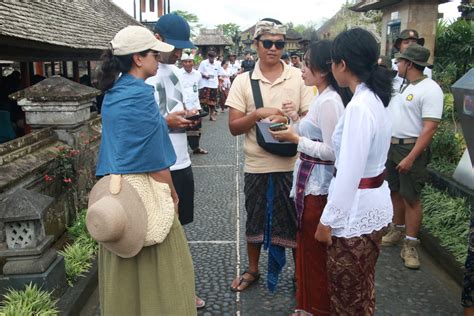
[226,60,312,173]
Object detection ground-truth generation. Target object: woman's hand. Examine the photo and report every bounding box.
[282,100,299,121]
[315,223,332,246]
[269,126,299,144]
[266,114,288,124]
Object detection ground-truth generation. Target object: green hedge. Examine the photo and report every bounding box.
[422,184,471,264]
[58,209,97,286]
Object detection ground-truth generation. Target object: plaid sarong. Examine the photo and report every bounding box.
[295,151,334,229]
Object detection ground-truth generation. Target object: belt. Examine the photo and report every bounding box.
[391,137,417,145]
[333,168,386,189]
[299,153,334,165]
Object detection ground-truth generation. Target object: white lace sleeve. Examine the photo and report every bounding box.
[320,103,374,229]
[296,99,340,161]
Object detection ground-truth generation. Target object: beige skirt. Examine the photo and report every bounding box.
[99,215,196,315]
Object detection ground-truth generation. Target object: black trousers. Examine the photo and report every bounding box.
[171,166,194,225]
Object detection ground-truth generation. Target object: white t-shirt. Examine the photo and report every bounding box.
[198,59,219,89]
[389,77,443,138]
[180,68,202,110]
[145,64,191,171]
[392,58,432,92]
[229,61,241,76]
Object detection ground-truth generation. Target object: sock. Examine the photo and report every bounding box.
[405,235,418,241]
[396,224,406,228]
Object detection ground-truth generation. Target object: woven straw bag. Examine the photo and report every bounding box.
[122,174,175,246]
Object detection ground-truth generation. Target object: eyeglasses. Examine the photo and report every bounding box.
[147,52,161,60]
[260,39,285,50]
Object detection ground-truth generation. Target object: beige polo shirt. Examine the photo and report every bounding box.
[226,60,312,173]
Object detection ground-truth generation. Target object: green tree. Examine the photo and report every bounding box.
[434,18,474,90]
[216,23,241,39]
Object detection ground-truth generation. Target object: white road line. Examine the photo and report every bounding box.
[193,164,234,168]
[235,135,242,313]
[187,241,236,244]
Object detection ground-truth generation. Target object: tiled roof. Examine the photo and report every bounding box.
[0,0,140,51]
[194,29,233,46]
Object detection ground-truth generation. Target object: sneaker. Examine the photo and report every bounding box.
[381,224,405,246]
[400,239,421,269]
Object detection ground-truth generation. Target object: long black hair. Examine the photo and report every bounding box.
[97,49,150,91]
[306,40,352,106]
[331,28,392,107]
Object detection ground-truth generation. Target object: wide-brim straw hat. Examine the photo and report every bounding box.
[87,175,147,258]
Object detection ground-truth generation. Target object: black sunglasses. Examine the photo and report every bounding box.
[260,39,285,50]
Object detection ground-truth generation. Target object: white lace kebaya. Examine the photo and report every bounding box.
[320,83,393,238]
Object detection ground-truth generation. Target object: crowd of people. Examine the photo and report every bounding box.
[83,11,470,316]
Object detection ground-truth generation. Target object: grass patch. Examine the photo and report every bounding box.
[422,184,471,264]
[58,209,97,286]
[0,283,58,315]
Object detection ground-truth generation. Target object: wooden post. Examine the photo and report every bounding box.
[72,61,80,82]
[149,0,154,12]
[87,61,92,78]
[34,62,44,76]
[20,62,30,88]
[157,0,162,17]
[62,61,68,77]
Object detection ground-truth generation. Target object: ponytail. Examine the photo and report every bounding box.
[365,64,393,107]
[97,49,134,91]
[332,28,392,107]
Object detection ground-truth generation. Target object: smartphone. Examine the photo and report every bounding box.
[186,111,209,120]
[269,123,288,131]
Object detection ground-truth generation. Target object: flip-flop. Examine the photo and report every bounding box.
[195,296,206,309]
[230,270,260,292]
[193,147,208,154]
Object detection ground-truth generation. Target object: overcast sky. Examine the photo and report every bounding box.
[112,0,461,30]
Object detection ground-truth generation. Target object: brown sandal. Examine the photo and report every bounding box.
[230,270,260,292]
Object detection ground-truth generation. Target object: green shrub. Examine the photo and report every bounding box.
[58,242,95,286]
[0,283,58,316]
[434,19,474,91]
[428,93,466,174]
[422,185,471,264]
[58,209,97,286]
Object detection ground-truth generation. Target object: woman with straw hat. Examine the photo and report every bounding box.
[90,25,196,315]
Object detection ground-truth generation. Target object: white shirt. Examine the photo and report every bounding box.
[218,67,232,89]
[392,58,432,91]
[145,64,191,171]
[290,86,344,197]
[229,61,241,76]
[389,77,443,138]
[198,59,219,89]
[320,83,393,238]
[180,68,202,111]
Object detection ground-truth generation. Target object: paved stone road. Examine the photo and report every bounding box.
[85,111,463,315]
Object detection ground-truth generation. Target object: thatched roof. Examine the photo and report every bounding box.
[0,0,141,61]
[194,29,233,46]
[350,0,448,12]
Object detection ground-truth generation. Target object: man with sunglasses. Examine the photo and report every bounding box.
[290,52,302,69]
[226,18,312,293]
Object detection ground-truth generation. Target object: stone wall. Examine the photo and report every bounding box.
[0,116,101,246]
[381,0,438,62]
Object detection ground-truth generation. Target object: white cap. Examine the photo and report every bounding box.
[110,26,174,56]
[181,51,195,61]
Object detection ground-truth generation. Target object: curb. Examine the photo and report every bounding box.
[420,227,464,285]
[428,168,474,211]
[57,258,98,316]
